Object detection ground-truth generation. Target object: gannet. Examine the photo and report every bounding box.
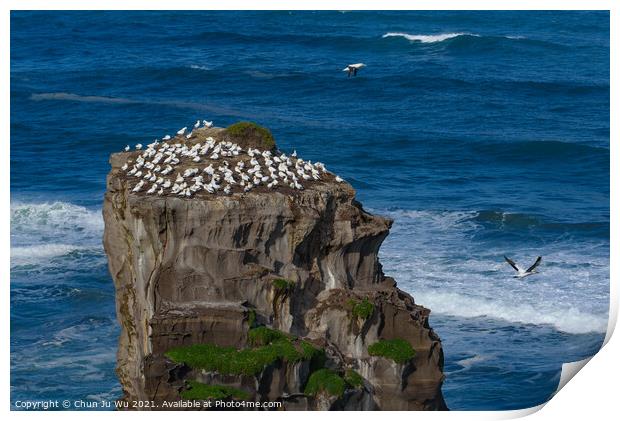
[177,127,187,136]
[343,63,365,77]
[194,120,200,129]
[335,176,344,183]
[504,256,542,278]
[203,120,213,128]
[132,180,144,192]
[135,143,143,150]
[163,135,171,140]
[124,145,130,152]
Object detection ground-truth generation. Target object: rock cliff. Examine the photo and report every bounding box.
[103,123,447,410]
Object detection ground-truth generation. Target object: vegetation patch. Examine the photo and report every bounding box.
[304,369,346,398]
[225,121,276,150]
[248,326,288,346]
[180,380,250,401]
[272,278,296,292]
[348,297,374,320]
[166,327,324,377]
[246,308,257,328]
[344,369,364,389]
[367,339,415,364]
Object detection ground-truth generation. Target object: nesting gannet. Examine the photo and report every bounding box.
[194,120,200,129]
[132,180,144,192]
[203,120,213,128]
[163,135,171,140]
[504,256,542,278]
[343,63,365,77]
[177,127,187,136]
[335,176,344,183]
[135,143,143,150]
[124,145,130,152]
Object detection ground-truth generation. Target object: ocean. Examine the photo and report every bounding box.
[10,11,609,410]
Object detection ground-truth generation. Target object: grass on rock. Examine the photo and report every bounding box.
[344,369,364,389]
[166,327,323,377]
[225,121,276,150]
[367,339,415,364]
[272,278,296,292]
[348,297,374,320]
[304,369,346,398]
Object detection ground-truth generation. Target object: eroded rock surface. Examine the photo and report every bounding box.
[103,126,447,410]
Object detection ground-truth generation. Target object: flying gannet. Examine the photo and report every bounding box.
[343,63,365,77]
[504,256,542,278]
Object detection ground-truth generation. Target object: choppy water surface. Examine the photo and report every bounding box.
[11,11,609,410]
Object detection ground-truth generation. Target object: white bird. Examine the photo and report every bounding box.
[343,63,365,77]
[335,176,344,183]
[135,143,143,150]
[177,127,187,136]
[504,256,542,278]
[163,135,171,140]
[203,120,213,128]
[124,145,130,152]
[121,163,128,171]
[132,180,144,192]
[194,120,200,128]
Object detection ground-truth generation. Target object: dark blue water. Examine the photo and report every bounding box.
[10,11,609,410]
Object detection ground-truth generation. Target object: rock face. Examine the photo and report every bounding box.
[103,126,447,410]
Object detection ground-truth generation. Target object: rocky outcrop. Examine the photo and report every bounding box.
[103,125,447,410]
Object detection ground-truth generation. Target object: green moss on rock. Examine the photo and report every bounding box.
[181,380,250,401]
[368,339,415,364]
[272,278,296,292]
[348,297,374,320]
[344,369,364,389]
[304,369,346,398]
[248,326,288,346]
[165,327,323,377]
[225,121,276,150]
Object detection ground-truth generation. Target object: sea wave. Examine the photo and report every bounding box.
[11,201,104,267]
[11,201,103,241]
[382,32,478,43]
[415,290,607,335]
[11,244,92,266]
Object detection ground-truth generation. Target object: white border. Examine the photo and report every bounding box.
[3,2,616,420]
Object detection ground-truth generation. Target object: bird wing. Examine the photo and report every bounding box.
[504,255,521,272]
[526,256,542,273]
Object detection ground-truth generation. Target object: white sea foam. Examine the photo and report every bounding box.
[382,32,478,43]
[414,290,608,334]
[189,64,210,71]
[11,244,89,266]
[10,201,104,267]
[456,354,488,369]
[373,208,610,335]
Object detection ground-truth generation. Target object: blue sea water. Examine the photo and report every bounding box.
[10,11,609,410]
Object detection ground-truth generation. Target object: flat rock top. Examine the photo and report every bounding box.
[111,126,353,201]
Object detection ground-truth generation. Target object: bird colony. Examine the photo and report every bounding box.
[120,120,345,198]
